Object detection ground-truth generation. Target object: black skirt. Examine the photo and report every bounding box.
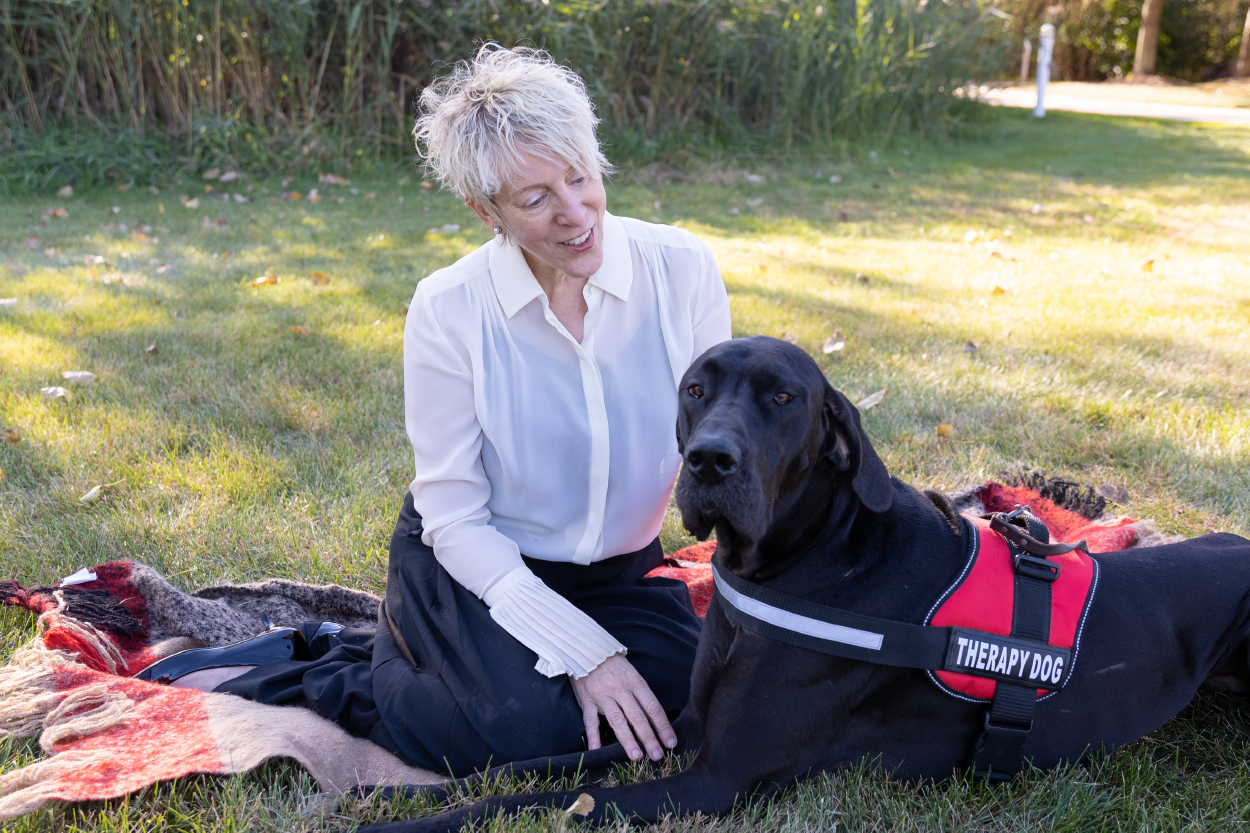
[217,493,702,776]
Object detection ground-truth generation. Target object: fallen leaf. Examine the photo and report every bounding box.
[822,333,846,353]
[758,264,768,272]
[307,188,320,202]
[781,332,799,344]
[202,167,221,180]
[936,423,954,439]
[251,275,280,286]
[1096,483,1129,503]
[565,793,594,817]
[990,251,1005,260]
[184,198,200,209]
[144,343,159,355]
[233,193,251,203]
[57,185,74,197]
[52,207,69,219]
[110,206,120,214]
[319,173,350,185]
[220,251,230,259]
[61,370,97,385]
[80,485,102,504]
[420,180,436,191]
[158,202,165,214]
[23,236,41,248]
[364,192,376,200]
[1,427,19,445]
[148,186,161,195]
[964,340,979,353]
[1141,259,1154,272]
[103,273,124,284]
[40,386,71,401]
[116,183,132,192]
[309,271,330,284]
[886,167,902,179]
[219,170,242,182]
[155,263,174,274]
[1083,214,1095,224]
[991,286,1007,296]
[281,175,296,187]
[829,174,842,184]
[43,248,55,257]
[291,325,311,335]
[131,232,147,242]
[856,389,887,410]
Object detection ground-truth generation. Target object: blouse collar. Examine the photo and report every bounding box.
[489,212,633,319]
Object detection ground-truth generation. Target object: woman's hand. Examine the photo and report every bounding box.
[571,653,677,761]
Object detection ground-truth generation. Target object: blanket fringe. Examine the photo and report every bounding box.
[0,750,113,821]
[40,685,134,756]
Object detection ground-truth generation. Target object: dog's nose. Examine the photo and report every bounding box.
[684,437,740,483]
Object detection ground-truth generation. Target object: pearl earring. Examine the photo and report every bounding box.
[492,225,502,236]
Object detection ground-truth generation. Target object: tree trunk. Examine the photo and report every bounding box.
[1235,4,1250,78]
[1134,0,1164,76]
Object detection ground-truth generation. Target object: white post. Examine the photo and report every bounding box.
[1033,24,1055,118]
[1020,40,1033,83]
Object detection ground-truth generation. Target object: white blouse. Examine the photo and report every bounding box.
[404,212,731,678]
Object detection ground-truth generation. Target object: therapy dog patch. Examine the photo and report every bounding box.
[926,517,1099,702]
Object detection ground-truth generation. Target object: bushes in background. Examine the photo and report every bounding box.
[0,0,1006,189]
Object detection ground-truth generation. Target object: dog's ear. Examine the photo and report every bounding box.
[821,383,893,513]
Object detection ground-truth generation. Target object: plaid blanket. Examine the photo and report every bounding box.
[0,474,1175,821]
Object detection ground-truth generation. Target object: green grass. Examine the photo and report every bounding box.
[1,107,1249,830]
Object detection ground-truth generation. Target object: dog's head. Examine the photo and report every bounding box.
[675,336,893,574]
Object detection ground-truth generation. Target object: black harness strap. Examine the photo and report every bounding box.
[971,510,1077,781]
[712,560,952,669]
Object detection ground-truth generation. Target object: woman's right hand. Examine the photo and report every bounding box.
[570,653,677,762]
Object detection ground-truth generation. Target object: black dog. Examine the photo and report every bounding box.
[362,336,1250,832]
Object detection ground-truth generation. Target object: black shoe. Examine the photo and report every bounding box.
[135,618,312,684]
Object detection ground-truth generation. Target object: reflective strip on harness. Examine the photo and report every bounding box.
[713,567,884,651]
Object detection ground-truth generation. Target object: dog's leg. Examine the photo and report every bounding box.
[359,763,749,833]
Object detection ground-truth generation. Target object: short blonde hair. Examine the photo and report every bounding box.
[414,44,612,225]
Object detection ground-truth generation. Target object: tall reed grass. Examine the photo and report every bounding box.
[1,0,1007,188]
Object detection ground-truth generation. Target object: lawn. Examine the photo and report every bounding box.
[1,106,1249,831]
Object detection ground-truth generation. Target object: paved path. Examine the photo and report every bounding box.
[980,86,1250,125]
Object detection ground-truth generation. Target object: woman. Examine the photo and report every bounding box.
[141,44,731,776]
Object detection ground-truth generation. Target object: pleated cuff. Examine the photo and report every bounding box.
[487,569,627,679]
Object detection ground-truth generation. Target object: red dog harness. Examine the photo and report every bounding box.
[712,506,1100,780]
[927,516,1098,701]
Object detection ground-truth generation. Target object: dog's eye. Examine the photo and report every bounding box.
[687,385,704,399]
[774,392,793,405]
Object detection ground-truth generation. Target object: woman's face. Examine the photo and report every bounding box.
[470,149,607,283]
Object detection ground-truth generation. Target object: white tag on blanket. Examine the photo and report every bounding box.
[59,567,98,587]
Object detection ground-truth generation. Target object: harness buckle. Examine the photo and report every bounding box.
[973,711,1034,782]
[1013,552,1061,583]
